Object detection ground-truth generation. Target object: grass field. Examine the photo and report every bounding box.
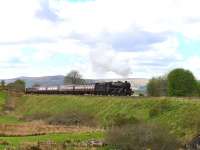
[0,131,104,149]
[1,93,200,148]
[14,95,200,142]
[0,131,103,144]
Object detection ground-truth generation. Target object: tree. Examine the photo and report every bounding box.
[7,80,26,92]
[197,81,200,96]
[64,70,85,85]
[147,76,167,97]
[1,80,5,88]
[167,68,198,96]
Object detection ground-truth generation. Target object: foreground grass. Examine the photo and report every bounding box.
[0,116,22,124]
[14,95,200,143]
[0,92,106,149]
[0,131,104,149]
[1,93,200,146]
[0,132,103,145]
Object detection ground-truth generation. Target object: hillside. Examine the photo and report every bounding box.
[13,95,200,143]
[0,92,104,149]
[0,93,200,148]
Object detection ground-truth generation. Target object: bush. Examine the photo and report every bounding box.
[149,100,171,117]
[108,113,139,127]
[147,76,167,97]
[167,68,198,97]
[7,80,26,92]
[47,110,98,127]
[105,123,181,150]
[139,93,144,97]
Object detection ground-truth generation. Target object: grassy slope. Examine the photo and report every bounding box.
[0,92,7,111]
[1,93,200,147]
[0,92,104,149]
[14,95,200,142]
[0,91,23,124]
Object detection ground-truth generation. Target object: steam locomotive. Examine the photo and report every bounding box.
[25,81,133,96]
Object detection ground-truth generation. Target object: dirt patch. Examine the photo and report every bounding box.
[0,122,101,136]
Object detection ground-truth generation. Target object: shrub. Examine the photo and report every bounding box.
[7,80,26,92]
[147,76,167,97]
[105,123,181,150]
[167,68,198,97]
[47,110,98,127]
[139,93,144,97]
[149,100,171,117]
[108,113,139,127]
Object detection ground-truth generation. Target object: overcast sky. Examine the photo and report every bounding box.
[0,0,200,79]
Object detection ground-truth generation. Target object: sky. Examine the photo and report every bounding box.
[1,0,200,79]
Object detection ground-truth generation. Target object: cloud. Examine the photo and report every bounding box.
[70,29,170,51]
[35,0,60,22]
[0,37,57,45]
[106,30,168,51]
[67,0,95,3]
[0,0,200,79]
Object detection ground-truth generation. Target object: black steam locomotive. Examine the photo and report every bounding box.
[25,81,133,96]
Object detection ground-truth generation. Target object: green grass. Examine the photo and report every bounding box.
[14,95,200,142]
[0,116,22,124]
[0,91,22,124]
[0,131,103,145]
[0,131,104,149]
[2,94,200,146]
[0,92,7,111]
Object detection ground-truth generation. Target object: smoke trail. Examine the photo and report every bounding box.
[89,47,131,77]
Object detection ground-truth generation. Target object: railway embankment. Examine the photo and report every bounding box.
[1,93,200,148]
[13,95,200,142]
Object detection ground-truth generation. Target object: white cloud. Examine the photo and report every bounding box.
[181,56,200,78]
[0,0,200,79]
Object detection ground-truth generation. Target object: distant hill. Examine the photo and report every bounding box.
[2,76,149,92]
[4,76,65,88]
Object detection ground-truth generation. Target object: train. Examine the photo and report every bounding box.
[25,81,133,96]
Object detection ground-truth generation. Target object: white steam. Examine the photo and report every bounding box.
[89,47,131,77]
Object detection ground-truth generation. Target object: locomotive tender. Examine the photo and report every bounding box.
[25,81,132,96]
